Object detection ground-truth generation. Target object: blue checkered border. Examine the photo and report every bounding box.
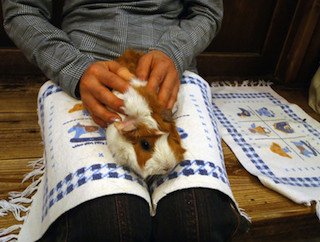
[41,163,146,221]
[149,159,230,194]
[212,91,320,187]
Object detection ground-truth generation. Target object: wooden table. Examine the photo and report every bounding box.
[1,76,320,241]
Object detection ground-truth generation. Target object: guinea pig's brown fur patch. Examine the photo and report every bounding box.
[134,86,186,163]
[115,50,145,75]
[122,123,161,168]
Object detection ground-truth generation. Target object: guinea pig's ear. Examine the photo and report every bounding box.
[161,108,173,122]
[114,118,138,134]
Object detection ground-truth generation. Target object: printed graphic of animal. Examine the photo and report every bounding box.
[256,107,275,117]
[237,108,251,117]
[274,121,294,134]
[249,123,270,136]
[292,140,318,158]
[68,103,90,116]
[68,123,106,142]
[270,142,292,159]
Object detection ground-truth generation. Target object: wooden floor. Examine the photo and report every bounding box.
[1,75,320,241]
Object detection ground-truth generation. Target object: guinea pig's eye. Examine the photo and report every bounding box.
[140,139,151,151]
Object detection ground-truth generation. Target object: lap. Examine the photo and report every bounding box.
[39,188,249,242]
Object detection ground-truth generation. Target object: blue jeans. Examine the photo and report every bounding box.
[38,188,249,241]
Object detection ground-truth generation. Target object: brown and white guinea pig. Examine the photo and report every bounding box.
[106,50,186,178]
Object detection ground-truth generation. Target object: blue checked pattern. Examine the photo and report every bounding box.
[212,91,320,187]
[149,159,229,194]
[41,163,146,221]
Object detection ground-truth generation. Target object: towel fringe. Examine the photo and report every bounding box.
[0,225,22,237]
[211,80,273,87]
[0,201,29,221]
[0,233,19,242]
[239,208,252,223]
[0,158,44,241]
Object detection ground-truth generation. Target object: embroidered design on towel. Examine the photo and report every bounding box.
[292,140,319,158]
[270,142,292,159]
[212,90,320,188]
[68,123,106,142]
[237,107,251,117]
[68,103,90,116]
[249,123,271,136]
[274,121,294,134]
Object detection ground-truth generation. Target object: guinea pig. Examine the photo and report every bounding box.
[106,50,186,178]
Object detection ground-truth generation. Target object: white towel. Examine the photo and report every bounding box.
[0,71,241,241]
[211,81,320,218]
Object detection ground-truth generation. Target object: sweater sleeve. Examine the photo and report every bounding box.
[1,0,96,98]
[150,0,223,78]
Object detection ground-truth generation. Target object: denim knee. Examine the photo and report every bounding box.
[38,194,152,242]
[152,188,249,242]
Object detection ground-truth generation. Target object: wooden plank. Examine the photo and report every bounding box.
[0,75,44,113]
[0,114,42,160]
[0,112,39,131]
[275,0,320,86]
[0,159,35,180]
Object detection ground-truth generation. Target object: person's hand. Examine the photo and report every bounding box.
[79,61,134,127]
[136,50,180,109]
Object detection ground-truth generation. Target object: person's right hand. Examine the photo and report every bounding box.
[79,61,134,127]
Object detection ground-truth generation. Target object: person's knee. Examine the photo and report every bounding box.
[153,188,248,242]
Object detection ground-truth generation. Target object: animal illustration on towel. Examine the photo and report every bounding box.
[68,103,90,116]
[256,107,275,117]
[249,123,270,136]
[292,140,319,158]
[237,108,251,117]
[106,50,186,178]
[270,142,292,159]
[68,123,106,142]
[274,121,294,134]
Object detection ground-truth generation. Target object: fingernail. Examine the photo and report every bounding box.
[119,106,126,114]
[110,117,121,123]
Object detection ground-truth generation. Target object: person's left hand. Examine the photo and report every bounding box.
[136,50,180,109]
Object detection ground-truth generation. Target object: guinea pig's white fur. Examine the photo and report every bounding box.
[106,78,179,178]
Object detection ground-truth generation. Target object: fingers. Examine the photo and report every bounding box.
[117,67,136,81]
[94,62,131,93]
[164,78,180,109]
[79,61,133,126]
[82,96,120,128]
[136,50,180,109]
[136,53,152,81]
[156,69,179,108]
